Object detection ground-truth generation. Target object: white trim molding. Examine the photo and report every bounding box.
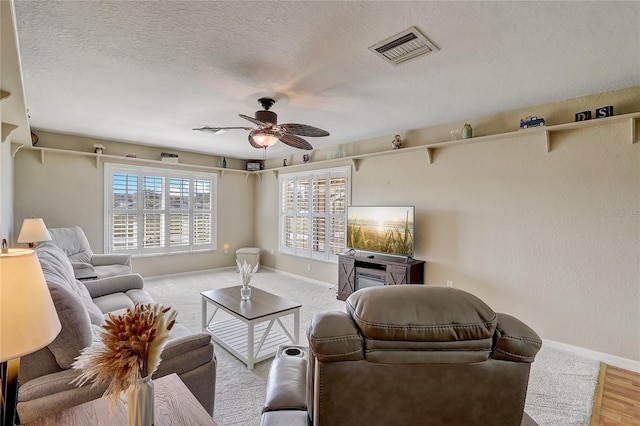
[544,339,640,373]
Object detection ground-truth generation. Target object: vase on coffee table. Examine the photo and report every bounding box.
[241,285,251,300]
[237,259,258,301]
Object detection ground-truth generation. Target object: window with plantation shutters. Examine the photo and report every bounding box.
[278,167,350,262]
[105,163,216,256]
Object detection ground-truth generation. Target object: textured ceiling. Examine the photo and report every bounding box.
[13,1,640,160]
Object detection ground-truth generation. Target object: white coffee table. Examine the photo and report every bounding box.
[201,286,301,369]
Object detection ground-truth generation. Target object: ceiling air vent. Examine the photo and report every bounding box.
[369,26,439,66]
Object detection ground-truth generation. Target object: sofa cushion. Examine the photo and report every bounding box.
[492,313,542,363]
[92,289,155,314]
[48,226,93,264]
[36,244,104,325]
[346,286,497,343]
[94,264,133,279]
[155,325,214,377]
[263,356,307,412]
[46,282,93,369]
[346,286,498,363]
[308,311,364,363]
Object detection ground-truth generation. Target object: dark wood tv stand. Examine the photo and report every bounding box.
[337,252,425,301]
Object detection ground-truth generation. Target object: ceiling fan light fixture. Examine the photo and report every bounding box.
[251,129,280,147]
[198,97,329,151]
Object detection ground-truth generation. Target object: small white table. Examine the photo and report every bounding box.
[201,286,301,370]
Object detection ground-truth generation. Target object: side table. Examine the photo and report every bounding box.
[24,373,216,425]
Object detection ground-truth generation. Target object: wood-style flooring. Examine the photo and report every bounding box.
[591,364,640,425]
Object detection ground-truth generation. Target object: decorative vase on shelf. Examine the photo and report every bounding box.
[127,375,154,426]
[461,123,473,139]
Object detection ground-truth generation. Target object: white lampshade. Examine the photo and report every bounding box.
[17,218,52,245]
[0,249,61,362]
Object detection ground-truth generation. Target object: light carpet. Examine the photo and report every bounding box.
[146,268,599,426]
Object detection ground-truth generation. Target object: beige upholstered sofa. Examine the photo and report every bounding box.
[17,242,217,424]
[48,226,132,279]
[262,285,542,426]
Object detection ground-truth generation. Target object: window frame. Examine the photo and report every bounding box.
[104,163,217,256]
[278,166,350,263]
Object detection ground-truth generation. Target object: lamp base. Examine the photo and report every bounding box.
[1,358,20,426]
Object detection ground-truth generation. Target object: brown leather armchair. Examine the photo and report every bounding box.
[262,286,542,426]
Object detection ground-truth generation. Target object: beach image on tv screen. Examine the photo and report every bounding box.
[347,206,414,256]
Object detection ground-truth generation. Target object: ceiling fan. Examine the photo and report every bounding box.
[193,97,329,150]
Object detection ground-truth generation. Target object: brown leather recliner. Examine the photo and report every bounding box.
[262,285,542,426]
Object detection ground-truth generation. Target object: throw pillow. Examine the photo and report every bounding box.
[46,282,93,369]
[36,244,105,325]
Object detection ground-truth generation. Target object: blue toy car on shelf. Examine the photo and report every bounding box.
[520,116,546,129]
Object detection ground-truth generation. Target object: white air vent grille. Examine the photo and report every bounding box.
[369,26,439,66]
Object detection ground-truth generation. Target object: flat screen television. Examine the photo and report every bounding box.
[346,205,415,257]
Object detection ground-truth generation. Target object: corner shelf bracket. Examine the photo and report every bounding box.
[1,122,19,143]
[426,147,435,164]
[351,158,361,172]
[272,170,279,179]
[10,142,24,158]
[545,130,551,153]
[244,172,261,182]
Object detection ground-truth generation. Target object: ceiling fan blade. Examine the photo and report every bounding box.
[239,114,269,127]
[193,126,252,134]
[280,133,313,150]
[281,123,330,137]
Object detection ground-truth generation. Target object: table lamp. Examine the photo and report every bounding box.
[17,218,52,248]
[1,247,61,425]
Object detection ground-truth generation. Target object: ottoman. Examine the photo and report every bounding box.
[236,247,261,271]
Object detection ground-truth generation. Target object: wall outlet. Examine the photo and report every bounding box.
[307,264,312,272]
[446,280,453,288]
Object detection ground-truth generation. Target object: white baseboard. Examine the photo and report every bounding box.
[544,339,640,373]
[144,266,235,281]
[261,265,336,289]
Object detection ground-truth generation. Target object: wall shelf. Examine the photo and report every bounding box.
[21,146,256,180]
[258,112,639,171]
[16,112,639,175]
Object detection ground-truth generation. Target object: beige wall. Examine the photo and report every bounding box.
[0,139,13,241]
[13,132,255,276]
[11,86,640,362]
[1,0,31,242]
[256,86,640,361]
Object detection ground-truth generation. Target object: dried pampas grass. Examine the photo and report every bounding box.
[237,259,259,287]
[72,303,177,407]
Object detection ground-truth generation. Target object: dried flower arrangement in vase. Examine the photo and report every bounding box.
[72,303,177,426]
[237,259,259,300]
